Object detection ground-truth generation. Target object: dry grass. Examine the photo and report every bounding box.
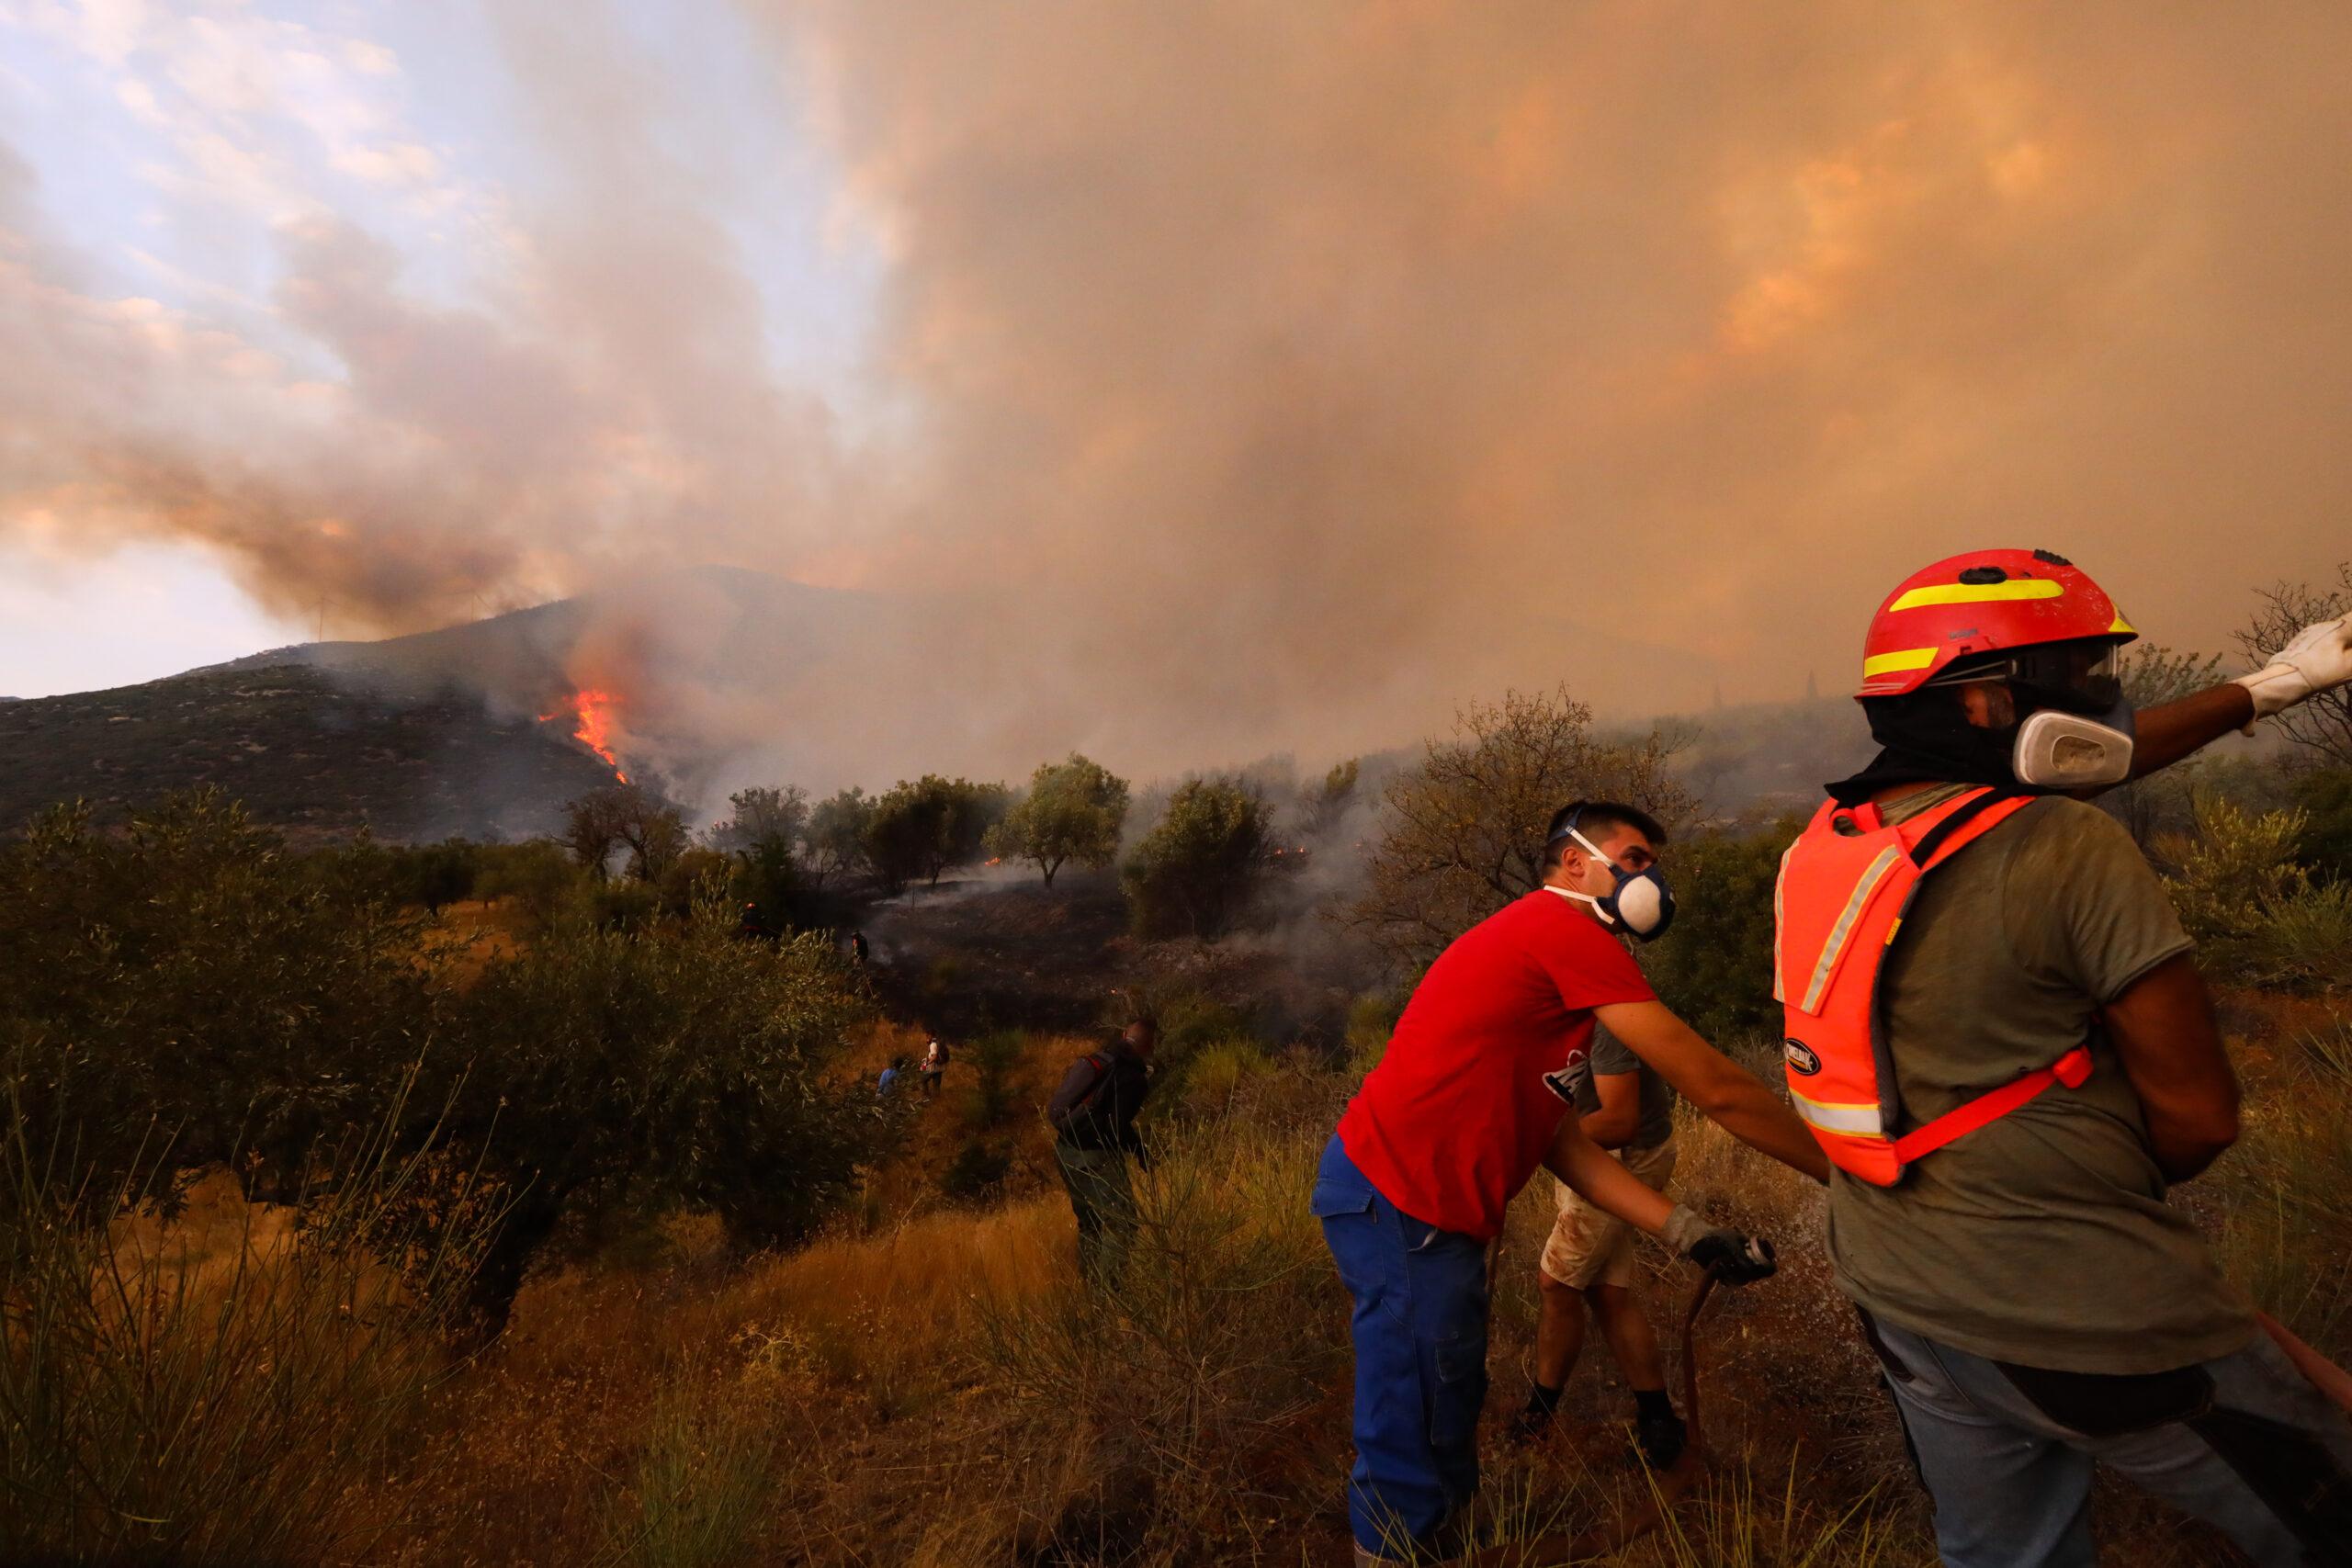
[28,993,2343,1566]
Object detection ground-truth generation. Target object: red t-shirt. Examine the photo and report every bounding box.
[1338,890,1656,1240]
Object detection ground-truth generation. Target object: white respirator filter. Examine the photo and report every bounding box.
[2012,710,2134,789]
[1613,872,1667,935]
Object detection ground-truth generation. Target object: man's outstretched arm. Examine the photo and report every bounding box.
[2121,614,2352,783]
[1594,999,1832,1183]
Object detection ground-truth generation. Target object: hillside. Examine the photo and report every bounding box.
[0,661,619,843]
[0,567,899,842]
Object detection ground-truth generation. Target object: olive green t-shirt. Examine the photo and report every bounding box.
[1824,789,2256,1374]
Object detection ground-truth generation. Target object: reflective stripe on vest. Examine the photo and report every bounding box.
[1775,786,2085,1187]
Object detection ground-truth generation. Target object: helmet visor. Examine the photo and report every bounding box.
[1926,637,2126,715]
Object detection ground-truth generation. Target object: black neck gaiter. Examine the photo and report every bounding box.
[1826,694,2040,807]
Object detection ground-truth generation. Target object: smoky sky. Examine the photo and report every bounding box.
[6,1,2351,784]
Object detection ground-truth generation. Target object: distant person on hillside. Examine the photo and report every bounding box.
[921,1038,949,1098]
[877,1055,910,1098]
[850,931,869,964]
[1046,1019,1157,1286]
[1504,1021,1686,1468]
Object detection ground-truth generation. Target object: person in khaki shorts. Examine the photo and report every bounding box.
[1510,1022,1687,1468]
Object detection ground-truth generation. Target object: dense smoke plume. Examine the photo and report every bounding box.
[6,1,2352,787]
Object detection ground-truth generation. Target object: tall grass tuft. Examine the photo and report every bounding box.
[2212,1031,2352,1354]
[0,1076,496,1566]
[967,1121,1344,1564]
[608,1371,780,1568]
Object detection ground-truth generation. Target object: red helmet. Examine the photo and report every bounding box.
[1856,547,2137,699]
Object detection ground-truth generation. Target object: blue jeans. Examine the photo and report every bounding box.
[1862,1312,2352,1567]
[1314,1134,1490,1562]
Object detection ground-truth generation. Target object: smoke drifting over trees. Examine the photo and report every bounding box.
[6,3,2352,783]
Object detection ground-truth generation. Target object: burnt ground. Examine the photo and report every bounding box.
[856,867,1369,1050]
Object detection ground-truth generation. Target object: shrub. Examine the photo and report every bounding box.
[2291,767,2352,884]
[942,1139,1012,1201]
[436,908,877,1330]
[0,794,436,1204]
[1122,777,1272,939]
[1642,818,1802,1043]
[1174,1038,1274,1119]
[473,839,584,931]
[1350,686,1694,969]
[964,1028,1027,1129]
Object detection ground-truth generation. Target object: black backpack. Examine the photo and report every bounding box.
[1046,1052,1116,1134]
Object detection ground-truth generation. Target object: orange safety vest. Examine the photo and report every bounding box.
[1774,786,2095,1186]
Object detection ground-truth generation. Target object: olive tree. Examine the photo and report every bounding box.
[1122,776,1272,939]
[985,753,1129,886]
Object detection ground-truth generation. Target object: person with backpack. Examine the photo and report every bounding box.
[1781,548,2352,1566]
[921,1038,949,1098]
[1046,1018,1157,1285]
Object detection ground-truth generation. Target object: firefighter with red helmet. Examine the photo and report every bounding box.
[1781,548,2352,1566]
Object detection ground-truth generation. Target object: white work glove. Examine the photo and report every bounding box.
[2237,615,2352,723]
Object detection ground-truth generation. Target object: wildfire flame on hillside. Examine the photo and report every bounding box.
[540,688,628,783]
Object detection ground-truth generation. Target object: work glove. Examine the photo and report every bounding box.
[2238,615,2352,720]
[1662,1203,1776,1285]
[1688,1231,1778,1286]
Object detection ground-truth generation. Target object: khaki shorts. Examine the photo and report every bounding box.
[1539,1137,1678,1291]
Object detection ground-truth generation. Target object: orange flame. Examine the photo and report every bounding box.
[540,688,628,782]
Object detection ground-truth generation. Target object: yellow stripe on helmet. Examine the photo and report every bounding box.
[1860,647,1939,678]
[2109,612,2134,635]
[1887,579,2065,613]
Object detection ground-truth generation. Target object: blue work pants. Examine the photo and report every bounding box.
[1314,1134,1489,1563]
[1863,1312,2352,1567]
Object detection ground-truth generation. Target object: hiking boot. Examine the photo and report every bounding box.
[1503,1399,1556,1446]
[1634,1405,1687,1470]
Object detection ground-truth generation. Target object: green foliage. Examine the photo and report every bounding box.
[1642,818,1802,1043]
[985,753,1129,886]
[1121,777,1272,940]
[616,1374,779,1568]
[473,840,585,931]
[941,1139,1012,1201]
[862,774,1010,892]
[439,908,880,1323]
[1173,1038,1274,1119]
[964,1028,1026,1129]
[0,793,436,1202]
[562,785,689,883]
[2159,795,2351,991]
[802,787,872,889]
[2158,795,2310,944]
[1302,758,1362,840]
[2291,768,2352,884]
[0,789,881,1338]
[708,785,808,855]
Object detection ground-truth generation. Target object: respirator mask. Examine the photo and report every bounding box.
[1547,810,1677,942]
[1928,637,2137,790]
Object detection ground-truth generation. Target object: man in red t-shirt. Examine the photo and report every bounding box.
[1315,800,1831,1566]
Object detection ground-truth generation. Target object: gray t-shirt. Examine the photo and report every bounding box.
[1825,789,2255,1375]
[1568,1023,1676,1151]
